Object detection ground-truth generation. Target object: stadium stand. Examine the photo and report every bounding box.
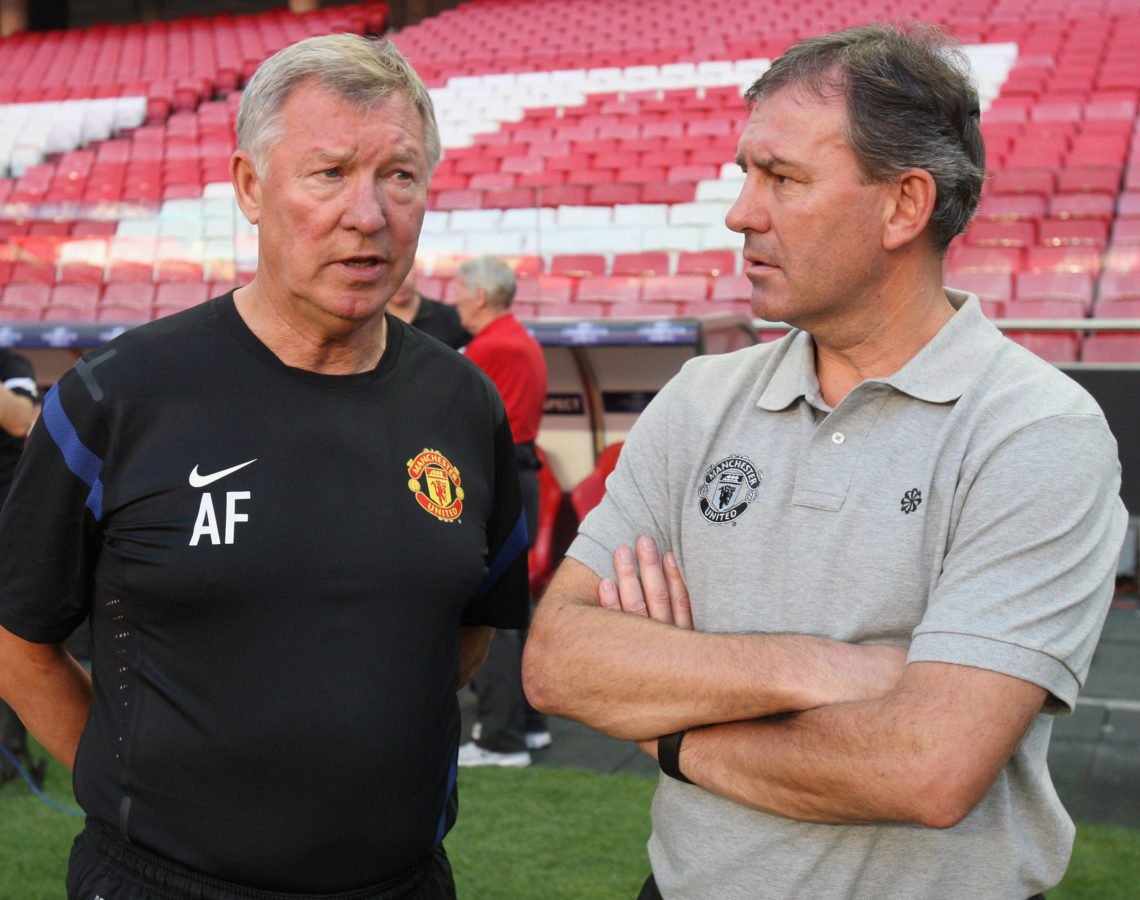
[0,0,1139,365]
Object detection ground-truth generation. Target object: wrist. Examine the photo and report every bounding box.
[658,730,694,784]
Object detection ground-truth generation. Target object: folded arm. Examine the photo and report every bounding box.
[660,659,1046,827]
[522,539,906,741]
[0,624,92,770]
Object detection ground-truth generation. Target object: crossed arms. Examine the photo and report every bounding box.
[522,537,1048,829]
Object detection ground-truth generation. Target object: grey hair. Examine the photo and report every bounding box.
[746,22,985,251]
[236,33,441,178]
[456,256,517,310]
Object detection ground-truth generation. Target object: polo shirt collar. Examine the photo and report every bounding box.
[757,291,1002,412]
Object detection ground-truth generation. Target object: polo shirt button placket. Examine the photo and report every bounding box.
[832,432,845,445]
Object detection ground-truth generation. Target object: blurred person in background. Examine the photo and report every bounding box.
[388,262,471,350]
[0,34,528,900]
[0,348,43,790]
[452,255,551,767]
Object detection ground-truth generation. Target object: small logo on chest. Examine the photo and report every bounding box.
[408,449,464,523]
[698,454,763,524]
[900,488,923,514]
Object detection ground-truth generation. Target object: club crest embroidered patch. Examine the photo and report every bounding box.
[407,449,464,523]
[698,454,762,524]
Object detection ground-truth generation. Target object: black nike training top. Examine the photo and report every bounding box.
[0,294,529,892]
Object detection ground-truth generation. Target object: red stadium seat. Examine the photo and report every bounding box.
[946,272,1013,306]
[528,447,562,597]
[677,250,737,277]
[586,184,641,205]
[1047,194,1116,222]
[1112,220,1140,245]
[1055,167,1122,195]
[1097,271,1140,307]
[1006,298,1087,319]
[503,255,545,279]
[1015,271,1095,307]
[975,194,1047,222]
[432,189,483,211]
[946,245,1024,274]
[1081,334,1140,362]
[988,170,1055,198]
[1025,245,1103,274]
[641,275,709,306]
[612,252,670,277]
[1005,332,1081,363]
[0,283,50,319]
[606,301,683,318]
[45,283,101,320]
[1039,218,1109,248]
[570,442,624,521]
[515,275,575,305]
[575,276,642,305]
[550,255,607,278]
[154,282,210,317]
[964,220,1036,248]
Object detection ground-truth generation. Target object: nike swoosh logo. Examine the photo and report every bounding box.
[189,459,258,488]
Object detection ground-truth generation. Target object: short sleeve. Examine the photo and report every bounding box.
[0,369,106,642]
[567,373,682,579]
[911,413,1127,713]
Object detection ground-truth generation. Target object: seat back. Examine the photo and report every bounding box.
[570,442,624,521]
[528,447,564,597]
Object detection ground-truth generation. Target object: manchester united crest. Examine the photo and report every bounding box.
[698,454,762,524]
[407,449,464,523]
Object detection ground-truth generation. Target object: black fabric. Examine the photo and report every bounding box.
[637,873,662,900]
[0,347,37,505]
[411,297,470,350]
[513,440,541,471]
[0,294,528,892]
[67,823,457,900]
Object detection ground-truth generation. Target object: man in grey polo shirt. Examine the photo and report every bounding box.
[523,23,1126,900]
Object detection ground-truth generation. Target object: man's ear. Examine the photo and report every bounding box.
[882,168,937,251]
[231,150,263,226]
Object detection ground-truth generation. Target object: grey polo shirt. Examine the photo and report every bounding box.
[569,293,1126,899]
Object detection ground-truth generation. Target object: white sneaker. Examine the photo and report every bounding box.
[525,730,553,750]
[457,741,532,768]
[470,721,551,751]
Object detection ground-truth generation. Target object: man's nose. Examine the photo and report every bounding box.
[341,179,385,233]
[725,182,769,234]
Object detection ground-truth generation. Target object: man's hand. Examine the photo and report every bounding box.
[598,536,692,628]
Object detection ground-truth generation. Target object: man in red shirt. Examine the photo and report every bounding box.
[453,255,550,766]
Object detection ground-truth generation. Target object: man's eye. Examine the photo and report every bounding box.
[320,168,341,178]
[774,174,789,185]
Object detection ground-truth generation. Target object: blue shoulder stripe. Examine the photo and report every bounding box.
[41,384,105,521]
[474,510,528,601]
[433,755,458,847]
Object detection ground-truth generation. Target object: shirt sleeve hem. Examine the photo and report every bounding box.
[908,631,1081,714]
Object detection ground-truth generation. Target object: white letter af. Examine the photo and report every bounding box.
[189,459,256,546]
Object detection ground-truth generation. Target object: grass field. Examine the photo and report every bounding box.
[2,754,1138,898]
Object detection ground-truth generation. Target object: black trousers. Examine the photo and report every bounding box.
[67,823,456,900]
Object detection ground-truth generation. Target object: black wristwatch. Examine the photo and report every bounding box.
[658,730,694,784]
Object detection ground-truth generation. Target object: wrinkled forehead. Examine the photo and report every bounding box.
[738,84,852,161]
